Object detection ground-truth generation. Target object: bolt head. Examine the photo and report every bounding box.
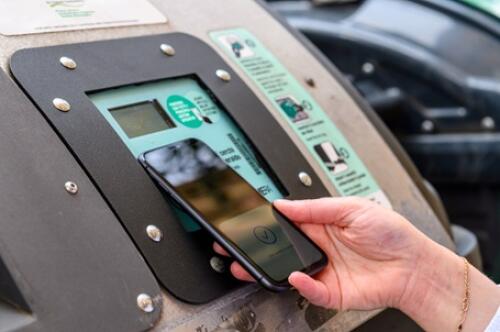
[298,172,312,187]
[64,181,78,195]
[421,120,435,133]
[481,116,495,130]
[53,98,71,112]
[160,44,175,56]
[210,256,225,273]
[59,56,77,69]
[146,225,163,242]
[362,62,375,75]
[216,69,231,82]
[136,293,155,313]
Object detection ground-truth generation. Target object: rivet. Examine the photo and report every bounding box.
[64,181,78,195]
[481,116,495,130]
[216,69,231,82]
[210,256,225,273]
[298,172,313,187]
[421,120,435,133]
[53,98,71,112]
[160,44,175,56]
[362,62,375,75]
[146,225,163,242]
[59,56,77,69]
[136,293,154,313]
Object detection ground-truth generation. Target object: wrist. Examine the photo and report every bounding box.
[398,238,464,331]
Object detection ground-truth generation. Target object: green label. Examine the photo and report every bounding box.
[210,28,391,208]
[459,0,500,18]
[166,95,203,128]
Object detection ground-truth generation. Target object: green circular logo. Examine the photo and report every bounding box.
[166,95,203,128]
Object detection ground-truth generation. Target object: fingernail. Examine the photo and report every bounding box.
[288,272,301,287]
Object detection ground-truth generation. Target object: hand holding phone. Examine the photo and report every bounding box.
[139,138,327,291]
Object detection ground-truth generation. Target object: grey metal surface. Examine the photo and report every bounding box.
[0,70,161,331]
[0,0,454,330]
[10,32,331,304]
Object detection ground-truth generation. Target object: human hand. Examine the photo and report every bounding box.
[214,197,500,331]
[214,197,429,311]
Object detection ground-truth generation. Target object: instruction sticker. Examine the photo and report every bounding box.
[210,28,391,208]
[0,0,166,36]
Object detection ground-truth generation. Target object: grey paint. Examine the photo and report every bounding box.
[0,70,161,331]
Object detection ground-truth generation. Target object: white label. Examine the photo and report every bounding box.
[0,0,167,36]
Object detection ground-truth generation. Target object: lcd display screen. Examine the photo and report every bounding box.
[109,99,176,138]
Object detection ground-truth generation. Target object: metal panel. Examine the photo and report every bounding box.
[0,71,161,331]
[0,0,454,330]
[10,33,331,304]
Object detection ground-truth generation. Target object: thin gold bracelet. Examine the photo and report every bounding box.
[457,257,470,331]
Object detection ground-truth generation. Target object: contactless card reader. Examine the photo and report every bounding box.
[90,77,283,232]
[11,33,331,303]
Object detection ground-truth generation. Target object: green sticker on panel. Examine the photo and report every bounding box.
[166,95,203,128]
[210,28,391,208]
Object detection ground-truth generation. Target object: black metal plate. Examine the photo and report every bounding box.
[0,69,161,331]
[10,33,330,303]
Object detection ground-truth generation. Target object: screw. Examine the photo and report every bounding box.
[53,98,71,112]
[362,62,375,75]
[59,56,77,69]
[210,256,225,273]
[136,293,154,313]
[146,225,163,242]
[160,44,175,56]
[64,181,78,195]
[481,116,495,130]
[216,69,231,82]
[421,120,435,133]
[298,172,312,187]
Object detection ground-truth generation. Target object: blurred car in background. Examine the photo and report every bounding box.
[267,0,500,282]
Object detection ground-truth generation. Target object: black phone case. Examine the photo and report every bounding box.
[139,148,327,292]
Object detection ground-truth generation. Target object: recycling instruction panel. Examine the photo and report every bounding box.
[210,28,391,208]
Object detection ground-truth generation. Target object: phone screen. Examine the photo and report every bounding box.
[142,139,325,283]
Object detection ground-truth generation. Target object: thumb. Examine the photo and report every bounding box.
[274,197,369,227]
[289,271,331,308]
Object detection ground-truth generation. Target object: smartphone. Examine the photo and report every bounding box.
[139,138,327,291]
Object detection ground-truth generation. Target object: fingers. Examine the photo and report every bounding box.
[213,242,229,257]
[274,197,371,227]
[289,271,330,307]
[230,262,255,282]
[212,243,255,282]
